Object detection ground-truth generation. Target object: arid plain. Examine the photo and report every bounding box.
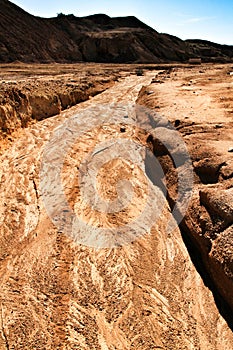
[0,63,233,349]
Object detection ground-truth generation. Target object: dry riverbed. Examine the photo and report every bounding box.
[0,63,233,349]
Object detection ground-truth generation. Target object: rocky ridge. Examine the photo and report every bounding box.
[0,0,233,63]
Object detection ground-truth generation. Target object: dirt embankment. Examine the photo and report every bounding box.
[0,64,126,145]
[0,63,184,151]
[137,64,233,314]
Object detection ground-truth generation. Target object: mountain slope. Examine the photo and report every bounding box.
[0,0,83,62]
[1,0,232,63]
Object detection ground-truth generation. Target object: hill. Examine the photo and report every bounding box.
[1,0,232,63]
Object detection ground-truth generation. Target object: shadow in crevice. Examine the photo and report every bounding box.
[144,149,167,197]
[144,147,233,331]
[179,221,233,331]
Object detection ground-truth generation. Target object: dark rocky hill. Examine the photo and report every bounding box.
[0,0,233,63]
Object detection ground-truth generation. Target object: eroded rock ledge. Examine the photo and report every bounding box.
[137,75,233,314]
[0,72,119,136]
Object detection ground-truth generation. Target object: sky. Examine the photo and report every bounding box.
[12,0,233,45]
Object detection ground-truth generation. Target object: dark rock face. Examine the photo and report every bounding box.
[0,0,232,63]
[186,39,233,62]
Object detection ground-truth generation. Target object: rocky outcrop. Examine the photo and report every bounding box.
[186,39,233,62]
[145,126,233,314]
[136,73,233,315]
[200,188,233,227]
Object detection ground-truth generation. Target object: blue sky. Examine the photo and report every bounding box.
[12,0,233,45]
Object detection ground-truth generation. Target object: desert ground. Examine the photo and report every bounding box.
[0,63,232,349]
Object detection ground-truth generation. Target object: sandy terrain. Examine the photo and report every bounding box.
[137,63,233,315]
[0,63,232,349]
